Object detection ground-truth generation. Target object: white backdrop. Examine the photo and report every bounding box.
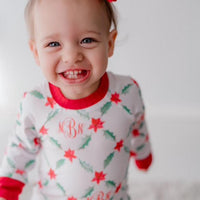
[0,0,200,184]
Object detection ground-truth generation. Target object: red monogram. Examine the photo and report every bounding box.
[59,118,83,138]
[86,191,112,200]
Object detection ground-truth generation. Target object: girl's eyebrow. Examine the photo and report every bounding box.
[40,31,102,42]
[85,31,102,35]
[41,33,60,41]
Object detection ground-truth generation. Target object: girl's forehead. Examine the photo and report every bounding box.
[34,0,109,28]
[33,0,110,36]
[35,0,107,21]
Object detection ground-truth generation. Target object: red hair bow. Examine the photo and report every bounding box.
[107,0,117,2]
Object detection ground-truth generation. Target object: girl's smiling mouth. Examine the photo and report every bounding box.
[59,69,90,83]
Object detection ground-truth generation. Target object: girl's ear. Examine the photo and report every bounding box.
[29,40,40,66]
[108,29,118,57]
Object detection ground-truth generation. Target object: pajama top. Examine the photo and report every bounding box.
[0,72,152,200]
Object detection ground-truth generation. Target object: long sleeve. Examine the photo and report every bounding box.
[0,96,41,200]
[130,81,153,170]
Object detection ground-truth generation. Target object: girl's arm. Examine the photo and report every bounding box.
[130,80,153,170]
[0,95,41,200]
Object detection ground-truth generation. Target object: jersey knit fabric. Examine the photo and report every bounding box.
[0,72,152,200]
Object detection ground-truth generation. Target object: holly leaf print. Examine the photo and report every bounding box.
[104,152,115,169]
[106,180,116,188]
[7,157,16,169]
[7,173,13,178]
[56,182,66,195]
[30,90,45,99]
[43,180,49,186]
[16,120,21,126]
[82,187,94,198]
[56,159,65,169]
[77,110,90,120]
[122,105,132,115]
[136,144,145,151]
[79,159,93,173]
[79,135,91,149]
[25,160,35,169]
[139,121,144,129]
[46,109,59,123]
[127,122,136,137]
[19,102,23,114]
[49,137,62,149]
[140,133,146,137]
[122,84,133,95]
[101,102,112,115]
[124,146,130,154]
[11,143,18,148]
[104,130,116,141]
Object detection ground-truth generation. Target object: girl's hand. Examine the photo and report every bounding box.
[0,198,7,200]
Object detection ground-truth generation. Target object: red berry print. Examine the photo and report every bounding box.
[45,97,56,109]
[16,169,25,175]
[141,114,145,121]
[38,180,43,189]
[110,92,122,104]
[92,171,106,184]
[130,151,136,157]
[146,134,149,142]
[89,118,104,132]
[48,168,56,180]
[18,143,24,149]
[115,183,122,193]
[23,92,27,98]
[114,140,124,152]
[40,126,48,135]
[132,79,139,88]
[64,149,77,162]
[34,137,41,146]
[68,197,77,200]
[132,129,140,137]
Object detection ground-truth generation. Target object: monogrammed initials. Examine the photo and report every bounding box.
[59,118,83,138]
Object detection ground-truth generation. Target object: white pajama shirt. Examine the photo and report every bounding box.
[0,72,152,200]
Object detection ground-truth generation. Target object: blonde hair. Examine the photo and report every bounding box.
[24,0,118,39]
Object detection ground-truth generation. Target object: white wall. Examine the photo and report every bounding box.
[0,0,200,183]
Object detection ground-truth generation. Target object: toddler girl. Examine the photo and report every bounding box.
[0,0,152,199]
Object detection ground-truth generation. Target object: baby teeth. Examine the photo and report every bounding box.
[64,70,83,76]
[63,70,84,79]
[68,74,78,79]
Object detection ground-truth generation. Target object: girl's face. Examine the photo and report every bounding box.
[30,0,117,100]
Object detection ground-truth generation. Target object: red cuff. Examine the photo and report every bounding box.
[0,177,25,200]
[135,153,153,170]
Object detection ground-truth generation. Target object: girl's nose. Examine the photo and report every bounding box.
[62,45,83,64]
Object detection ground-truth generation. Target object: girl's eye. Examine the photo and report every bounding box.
[47,42,60,47]
[81,38,96,44]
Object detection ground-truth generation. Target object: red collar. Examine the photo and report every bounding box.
[49,72,108,110]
